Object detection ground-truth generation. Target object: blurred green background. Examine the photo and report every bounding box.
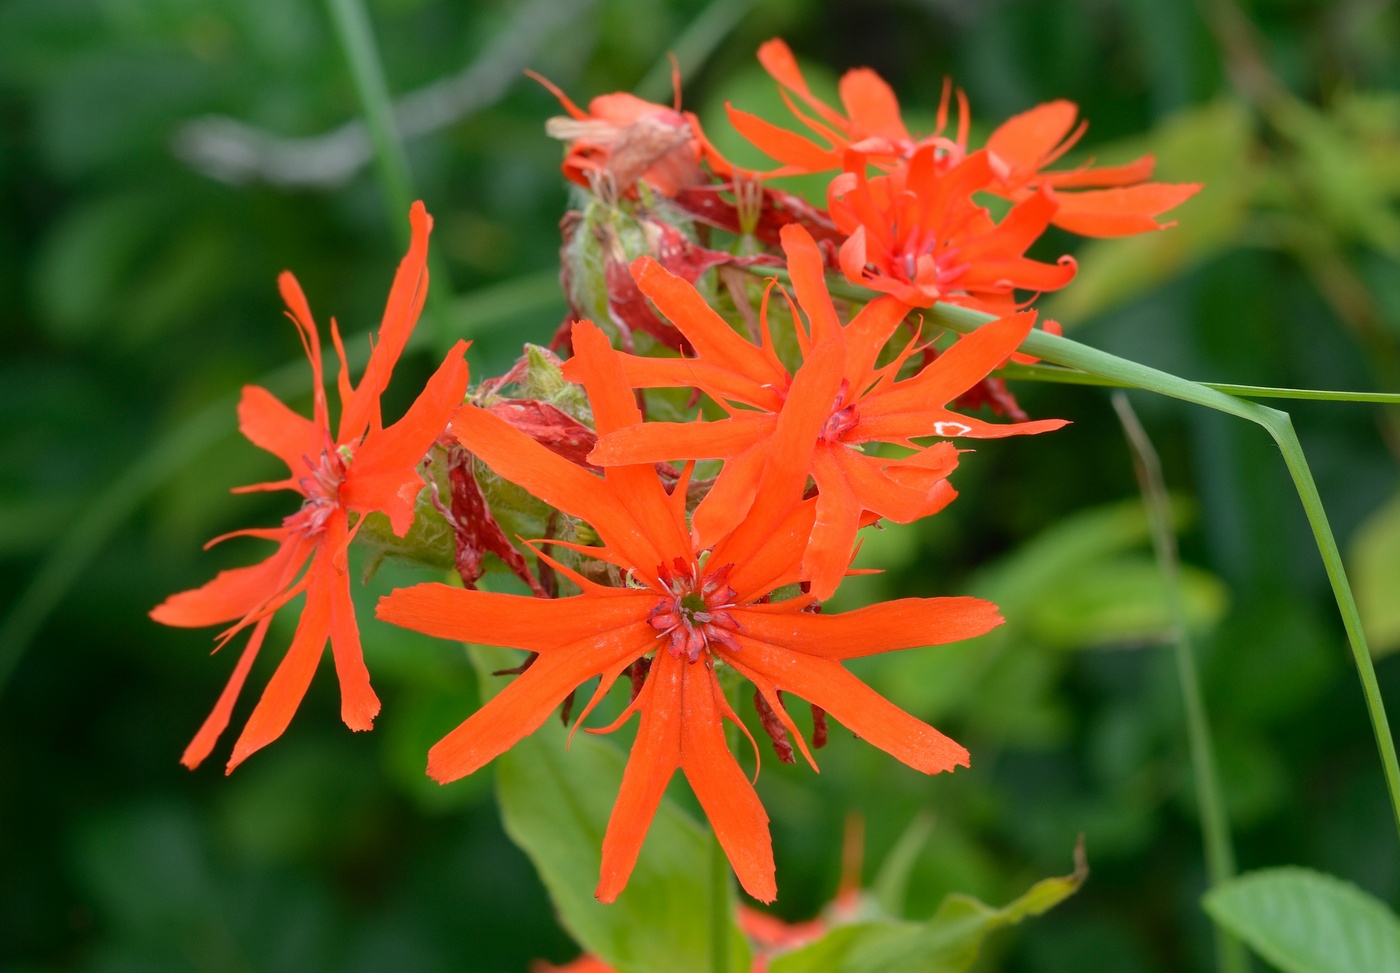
[4,0,1400,969]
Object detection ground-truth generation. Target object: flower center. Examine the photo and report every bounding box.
[819,379,859,443]
[647,557,743,663]
[286,444,352,537]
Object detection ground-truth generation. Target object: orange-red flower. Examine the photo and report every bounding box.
[530,70,709,197]
[579,224,1066,598]
[151,202,469,773]
[729,38,1200,238]
[377,319,1001,903]
[828,145,1078,311]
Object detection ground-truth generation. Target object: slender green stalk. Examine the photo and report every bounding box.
[324,0,415,239]
[998,362,1400,404]
[323,0,458,339]
[1113,393,1248,973]
[633,0,758,102]
[922,301,1400,843]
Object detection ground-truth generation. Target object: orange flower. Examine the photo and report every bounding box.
[377,319,1001,903]
[580,224,1066,598]
[729,38,1199,237]
[529,69,709,197]
[151,202,470,773]
[828,145,1077,311]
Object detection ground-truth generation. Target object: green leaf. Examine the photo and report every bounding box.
[1027,556,1229,649]
[1350,490,1400,657]
[1203,867,1400,973]
[769,841,1087,973]
[469,644,750,973]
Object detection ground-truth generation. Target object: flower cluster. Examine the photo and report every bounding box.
[155,40,1197,905]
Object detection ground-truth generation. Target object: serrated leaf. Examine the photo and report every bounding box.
[769,842,1086,973]
[469,644,750,973]
[1203,867,1400,973]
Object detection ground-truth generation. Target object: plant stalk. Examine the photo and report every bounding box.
[1113,393,1248,973]
[923,301,1400,845]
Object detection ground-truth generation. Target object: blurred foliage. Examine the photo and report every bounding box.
[3,0,1400,971]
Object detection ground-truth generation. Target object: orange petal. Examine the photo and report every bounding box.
[854,409,1068,442]
[572,321,691,567]
[730,638,969,774]
[151,530,309,629]
[327,553,379,732]
[238,385,320,479]
[838,68,908,142]
[338,201,434,442]
[817,446,949,524]
[680,659,776,903]
[226,541,338,772]
[377,584,654,652]
[451,403,666,580]
[756,38,849,131]
[725,104,843,173]
[842,296,910,393]
[427,622,656,782]
[180,614,272,770]
[1050,183,1202,237]
[803,450,863,602]
[986,100,1079,174]
[1045,154,1156,189]
[731,595,1002,660]
[590,414,773,466]
[780,224,841,345]
[597,650,682,902]
[864,312,1037,413]
[340,340,470,534]
[691,439,769,552]
[632,258,788,392]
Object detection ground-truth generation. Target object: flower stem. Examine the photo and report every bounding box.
[926,301,1400,846]
[323,0,457,336]
[1113,393,1248,973]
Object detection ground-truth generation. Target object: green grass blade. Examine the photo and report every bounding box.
[633,0,759,102]
[1113,392,1248,973]
[999,362,1400,403]
[924,300,1400,845]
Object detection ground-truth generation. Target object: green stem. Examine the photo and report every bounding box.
[922,301,1400,844]
[1113,393,1248,973]
[324,0,415,237]
[323,0,458,339]
[997,362,1400,404]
